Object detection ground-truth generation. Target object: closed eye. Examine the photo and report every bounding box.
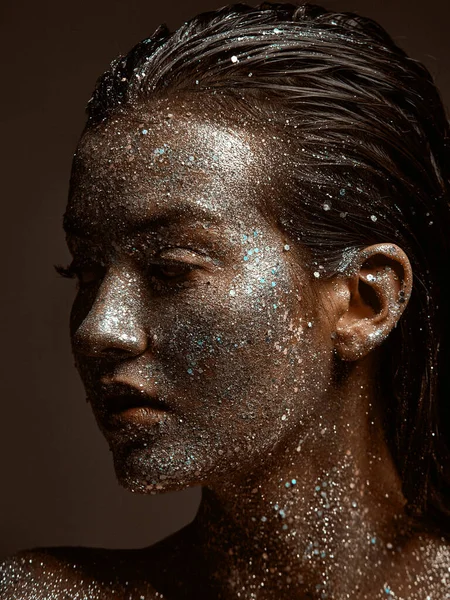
[55,263,76,279]
[150,247,213,284]
[54,262,105,286]
[152,262,197,281]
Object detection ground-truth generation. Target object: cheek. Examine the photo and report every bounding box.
[154,255,329,436]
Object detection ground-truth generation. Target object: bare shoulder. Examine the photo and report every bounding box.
[0,546,166,600]
[0,525,200,600]
[409,533,450,590]
[384,531,450,599]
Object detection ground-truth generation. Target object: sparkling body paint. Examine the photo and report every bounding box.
[65,100,327,493]
[1,97,449,599]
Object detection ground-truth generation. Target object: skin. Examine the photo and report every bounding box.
[1,97,449,600]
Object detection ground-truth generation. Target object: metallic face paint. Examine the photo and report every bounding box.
[66,100,331,494]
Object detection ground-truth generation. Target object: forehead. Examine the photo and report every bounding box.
[65,100,281,240]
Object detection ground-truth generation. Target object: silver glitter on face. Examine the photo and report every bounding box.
[2,94,448,599]
[65,98,331,495]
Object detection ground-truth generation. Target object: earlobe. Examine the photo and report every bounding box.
[332,244,413,361]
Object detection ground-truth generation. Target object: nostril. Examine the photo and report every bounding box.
[97,346,140,362]
[72,321,149,359]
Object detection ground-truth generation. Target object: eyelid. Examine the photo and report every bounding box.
[55,263,76,279]
[55,260,105,283]
[57,248,222,280]
[155,247,220,269]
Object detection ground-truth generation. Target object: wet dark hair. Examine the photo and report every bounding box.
[84,2,450,529]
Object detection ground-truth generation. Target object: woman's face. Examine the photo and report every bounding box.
[65,99,334,493]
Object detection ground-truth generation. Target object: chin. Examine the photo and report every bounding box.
[115,471,192,495]
[109,438,211,494]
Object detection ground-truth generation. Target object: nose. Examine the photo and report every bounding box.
[71,269,148,360]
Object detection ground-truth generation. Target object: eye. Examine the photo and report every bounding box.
[153,262,195,281]
[55,262,105,286]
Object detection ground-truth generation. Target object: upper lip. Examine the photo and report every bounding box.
[97,381,168,414]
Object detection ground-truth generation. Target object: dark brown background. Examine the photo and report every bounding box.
[1,0,449,559]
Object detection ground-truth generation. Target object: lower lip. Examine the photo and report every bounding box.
[106,406,168,428]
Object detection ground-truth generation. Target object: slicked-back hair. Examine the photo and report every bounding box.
[84,2,450,530]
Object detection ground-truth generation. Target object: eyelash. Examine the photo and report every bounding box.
[54,263,104,284]
[54,263,79,279]
[54,261,197,286]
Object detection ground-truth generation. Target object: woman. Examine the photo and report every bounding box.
[2,2,450,598]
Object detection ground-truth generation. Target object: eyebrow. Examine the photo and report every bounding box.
[63,203,225,238]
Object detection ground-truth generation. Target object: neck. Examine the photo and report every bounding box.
[191,363,408,599]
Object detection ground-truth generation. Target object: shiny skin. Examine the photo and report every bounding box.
[2,97,449,600]
[66,99,330,495]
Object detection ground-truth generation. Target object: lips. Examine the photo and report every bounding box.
[89,380,170,432]
[96,381,168,415]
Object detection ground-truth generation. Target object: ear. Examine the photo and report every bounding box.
[332,244,413,361]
